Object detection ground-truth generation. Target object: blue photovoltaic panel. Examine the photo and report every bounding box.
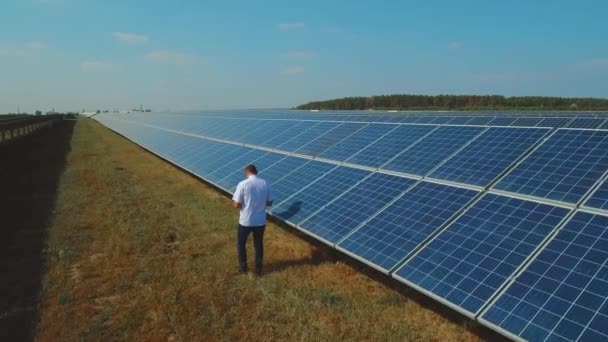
[584,180,608,211]
[272,167,370,225]
[466,116,494,125]
[277,122,340,152]
[257,156,310,188]
[395,194,570,315]
[301,173,417,244]
[239,120,288,145]
[428,116,453,124]
[383,126,484,176]
[218,152,286,191]
[537,117,572,128]
[602,120,608,130]
[270,160,336,207]
[488,117,517,126]
[495,129,608,204]
[259,120,318,148]
[346,124,436,168]
[511,117,543,127]
[429,127,549,187]
[295,123,365,156]
[319,123,396,162]
[446,116,474,125]
[567,118,606,129]
[482,212,608,342]
[209,148,267,180]
[337,181,478,272]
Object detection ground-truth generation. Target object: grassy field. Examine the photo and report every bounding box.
[34,118,497,341]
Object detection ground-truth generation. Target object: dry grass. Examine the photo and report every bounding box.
[37,119,491,341]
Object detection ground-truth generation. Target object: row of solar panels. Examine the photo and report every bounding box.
[95,113,608,341]
[177,110,608,129]
[110,113,608,210]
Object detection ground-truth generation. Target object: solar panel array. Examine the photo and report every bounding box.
[94,110,608,341]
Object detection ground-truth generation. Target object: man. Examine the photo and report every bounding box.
[232,164,272,275]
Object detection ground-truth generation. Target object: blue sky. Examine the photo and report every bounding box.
[1,0,607,113]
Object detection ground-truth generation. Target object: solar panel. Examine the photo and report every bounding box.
[429,127,549,187]
[567,118,606,129]
[300,173,417,244]
[346,125,437,168]
[481,212,608,342]
[446,116,474,125]
[488,117,517,126]
[394,194,570,316]
[239,120,290,145]
[336,181,478,272]
[583,179,608,212]
[466,116,494,125]
[95,110,608,342]
[383,126,485,176]
[270,160,337,207]
[272,166,370,225]
[217,152,286,190]
[536,117,572,128]
[319,124,396,162]
[277,122,340,152]
[295,123,366,156]
[259,120,318,148]
[495,129,608,204]
[511,117,543,127]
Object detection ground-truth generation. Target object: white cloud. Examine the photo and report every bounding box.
[277,23,305,30]
[283,66,305,75]
[26,41,46,49]
[145,51,204,65]
[113,32,149,43]
[80,61,119,73]
[286,51,315,58]
[449,42,463,49]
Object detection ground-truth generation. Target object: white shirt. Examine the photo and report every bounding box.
[232,175,272,227]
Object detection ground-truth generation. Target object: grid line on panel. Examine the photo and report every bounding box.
[583,179,608,212]
[567,118,606,129]
[336,181,478,272]
[259,121,319,148]
[494,129,608,204]
[268,160,338,208]
[481,212,608,342]
[429,127,550,187]
[319,124,398,162]
[346,125,438,168]
[382,126,486,176]
[272,167,371,225]
[395,194,570,316]
[295,122,367,156]
[299,173,418,244]
[276,122,340,152]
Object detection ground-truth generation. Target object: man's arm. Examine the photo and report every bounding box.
[266,184,273,207]
[232,183,243,208]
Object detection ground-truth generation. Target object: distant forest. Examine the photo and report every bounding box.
[296,95,608,111]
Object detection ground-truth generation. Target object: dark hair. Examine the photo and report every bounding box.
[245,164,258,175]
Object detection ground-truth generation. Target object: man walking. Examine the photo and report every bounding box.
[232,164,272,275]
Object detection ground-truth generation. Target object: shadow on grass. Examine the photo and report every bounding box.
[267,216,511,342]
[0,120,75,341]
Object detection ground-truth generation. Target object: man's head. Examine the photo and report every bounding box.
[244,164,258,177]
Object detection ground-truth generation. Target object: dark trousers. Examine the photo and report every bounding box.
[237,224,265,271]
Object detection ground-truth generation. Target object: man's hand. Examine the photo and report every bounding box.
[234,201,241,208]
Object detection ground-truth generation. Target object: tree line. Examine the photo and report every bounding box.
[296,95,608,111]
